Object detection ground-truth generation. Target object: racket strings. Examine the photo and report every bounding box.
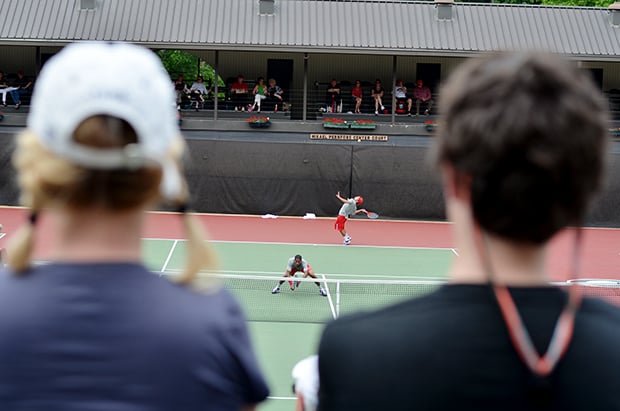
[363,210,379,219]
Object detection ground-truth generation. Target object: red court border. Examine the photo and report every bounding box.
[0,206,618,282]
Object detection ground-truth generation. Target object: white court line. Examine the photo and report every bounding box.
[322,274,337,319]
[301,272,447,281]
[159,239,178,276]
[143,238,455,251]
[0,233,5,239]
[168,269,447,282]
[218,240,456,252]
[451,248,459,256]
[267,396,296,401]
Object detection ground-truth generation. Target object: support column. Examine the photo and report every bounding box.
[303,53,308,121]
[391,55,397,125]
[214,50,219,120]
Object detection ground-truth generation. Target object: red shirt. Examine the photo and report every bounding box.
[231,82,249,93]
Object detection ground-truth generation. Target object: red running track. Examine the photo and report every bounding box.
[0,206,619,282]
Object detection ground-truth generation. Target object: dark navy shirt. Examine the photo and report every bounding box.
[0,263,269,411]
[319,284,620,411]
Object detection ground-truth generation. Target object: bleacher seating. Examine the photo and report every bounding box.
[175,77,620,121]
[315,80,392,114]
[607,90,620,120]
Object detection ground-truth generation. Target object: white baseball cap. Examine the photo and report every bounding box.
[27,41,182,200]
[292,355,319,411]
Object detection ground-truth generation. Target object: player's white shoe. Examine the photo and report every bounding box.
[343,235,352,245]
[320,288,327,297]
[272,286,280,294]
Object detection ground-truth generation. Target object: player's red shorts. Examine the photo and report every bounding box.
[290,264,311,276]
[334,215,347,231]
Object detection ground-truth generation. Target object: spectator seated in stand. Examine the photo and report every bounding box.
[265,78,284,112]
[7,71,33,109]
[325,79,342,113]
[173,75,190,110]
[230,74,250,111]
[188,76,210,110]
[394,79,412,115]
[249,77,268,112]
[351,80,363,114]
[371,79,385,115]
[0,71,18,107]
[413,79,434,116]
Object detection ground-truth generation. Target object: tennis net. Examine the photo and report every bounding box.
[162,272,620,324]
[190,273,443,323]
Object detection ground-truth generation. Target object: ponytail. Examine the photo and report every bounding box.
[173,205,219,287]
[6,211,39,273]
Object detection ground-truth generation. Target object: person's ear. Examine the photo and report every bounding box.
[440,163,471,202]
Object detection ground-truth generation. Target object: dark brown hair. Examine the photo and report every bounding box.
[434,52,609,244]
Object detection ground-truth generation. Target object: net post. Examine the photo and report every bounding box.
[336,281,341,318]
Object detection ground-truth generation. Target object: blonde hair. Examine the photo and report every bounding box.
[7,116,217,284]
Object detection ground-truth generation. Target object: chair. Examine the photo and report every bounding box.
[395,98,408,114]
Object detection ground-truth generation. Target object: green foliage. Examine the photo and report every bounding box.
[157,49,197,79]
[540,0,612,6]
[484,0,613,5]
[156,49,225,96]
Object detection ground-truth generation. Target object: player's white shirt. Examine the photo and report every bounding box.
[338,198,357,218]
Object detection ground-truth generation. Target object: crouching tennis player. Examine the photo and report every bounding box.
[272,255,327,296]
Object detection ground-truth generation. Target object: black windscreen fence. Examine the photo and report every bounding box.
[180,138,620,224]
[0,135,619,226]
[185,140,352,216]
[0,137,19,206]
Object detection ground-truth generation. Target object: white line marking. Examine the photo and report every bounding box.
[451,248,459,256]
[267,396,297,400]
[323,274,337,319]
[160,239,178,276]
[0,233,5,239]
[165,269,447,281]
[143,238,456,251]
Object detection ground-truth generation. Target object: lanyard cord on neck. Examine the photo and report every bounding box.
[473,226,583,377]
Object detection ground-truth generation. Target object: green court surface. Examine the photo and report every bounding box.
[142,239,454,411]
[143,239,454,280]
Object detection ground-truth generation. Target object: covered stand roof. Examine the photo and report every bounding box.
[0,0,619,60]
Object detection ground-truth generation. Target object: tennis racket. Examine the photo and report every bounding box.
[363,210,379,219]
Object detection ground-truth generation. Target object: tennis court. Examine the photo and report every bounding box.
[144,238,454,411]
[2,207,620,411]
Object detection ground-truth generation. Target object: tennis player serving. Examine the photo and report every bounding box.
[335,191,365,245]
[272,254,327,296]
